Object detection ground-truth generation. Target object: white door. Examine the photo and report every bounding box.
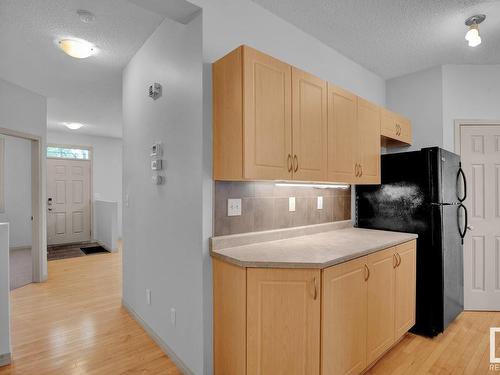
[47,158,91,245]
[460,125,500,310]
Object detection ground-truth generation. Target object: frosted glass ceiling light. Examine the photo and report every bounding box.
[465,14,486,47]
[64,122,84,130]
[58,39,97,59]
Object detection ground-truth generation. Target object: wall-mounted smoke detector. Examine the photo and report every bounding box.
[465,14,486,47]
[148,83,162,100]
[77,9,96,24]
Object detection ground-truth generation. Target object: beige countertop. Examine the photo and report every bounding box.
[210,221,417,269]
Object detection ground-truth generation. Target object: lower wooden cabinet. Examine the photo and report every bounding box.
[366,247,396,363]
[322,256,367,375]
[394,241,417,338]
[213,240,417,375]
[247,268,321,375]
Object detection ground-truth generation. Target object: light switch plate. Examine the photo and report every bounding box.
[227,199,242,216]
[317,196,323,210]
[289,197,296,212]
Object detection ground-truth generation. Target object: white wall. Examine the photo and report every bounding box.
[0,136,31,248]
[0,223,10,361]
[0,78,47,281]
[191,0,386,106]
[386,66,443,152]
[387,64,500,153]
[122,13,204,375]
[47,131,123,238]
[442,65,500,151]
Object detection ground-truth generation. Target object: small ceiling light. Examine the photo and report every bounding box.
[58,38,97,59]
[77,9,96,23]
[465,14,486,47]
[64,122,84,130]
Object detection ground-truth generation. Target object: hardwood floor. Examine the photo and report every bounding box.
[368,311,500,374]
[1,246,499,374]
[0,248,181,375]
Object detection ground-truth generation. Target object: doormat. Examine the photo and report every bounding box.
[81,245,109,255]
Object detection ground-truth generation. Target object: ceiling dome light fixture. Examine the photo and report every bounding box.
[58,38,97,59]
[465,14,486,47]
[64,122,84,130]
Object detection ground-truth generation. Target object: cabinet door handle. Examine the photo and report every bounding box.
[396,253,402,267]
[393,254,398,268]
[364,264,370,281]
[293,155,299,172]
[287,154,292,172]
[354,163,358,177]
[360,164,363,177]
[311,277,318,300]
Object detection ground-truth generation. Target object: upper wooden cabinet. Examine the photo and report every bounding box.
[292,67,328,181]
[213,45,292,181]
[327,84,357,183]
[213,45,409,184]
[381,108,412,146]
[356,98,381,184]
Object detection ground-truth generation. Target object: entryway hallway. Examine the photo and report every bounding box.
[0,245,181,375]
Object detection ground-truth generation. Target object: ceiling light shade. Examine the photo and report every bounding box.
[464,14,486,48]
[64,122,84,130]
[58,39,97,59]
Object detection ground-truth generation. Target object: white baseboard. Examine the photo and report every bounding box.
[121,299,194,375]
[0,352,11,367]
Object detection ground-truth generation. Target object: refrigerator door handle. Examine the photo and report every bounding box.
[458,203,468,244]
[457,163,467,202]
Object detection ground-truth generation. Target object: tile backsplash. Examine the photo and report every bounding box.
[214,181,351,236]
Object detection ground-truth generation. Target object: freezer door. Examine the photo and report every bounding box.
[441,204,464,330]
[425,147,461,204]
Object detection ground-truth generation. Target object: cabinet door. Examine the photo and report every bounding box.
[292,68,327,181]
[247,268,321,375]
[394,240,417,338]
[356,98,381,184]
[243,46,292,180]
[380,108,397,139]
[322,257,367,375]
[327,84,357,183]
[366,247,396,364]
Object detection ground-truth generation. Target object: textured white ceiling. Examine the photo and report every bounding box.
[252,0,500,79]
[0,0,199,138]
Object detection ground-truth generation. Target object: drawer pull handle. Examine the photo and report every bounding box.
[287,154,292,172]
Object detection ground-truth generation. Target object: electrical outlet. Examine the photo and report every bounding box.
[289,197,296,212]
[227,198,242,216]
[317,196,323,210]
[146,289,151,305]
[170,308,176,326]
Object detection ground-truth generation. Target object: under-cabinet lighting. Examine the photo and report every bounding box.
[274,182,350,189]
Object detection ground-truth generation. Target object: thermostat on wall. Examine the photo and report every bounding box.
[151,142,162,157]
[151,159,162,171]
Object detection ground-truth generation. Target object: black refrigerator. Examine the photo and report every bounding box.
[356,147,467,337]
